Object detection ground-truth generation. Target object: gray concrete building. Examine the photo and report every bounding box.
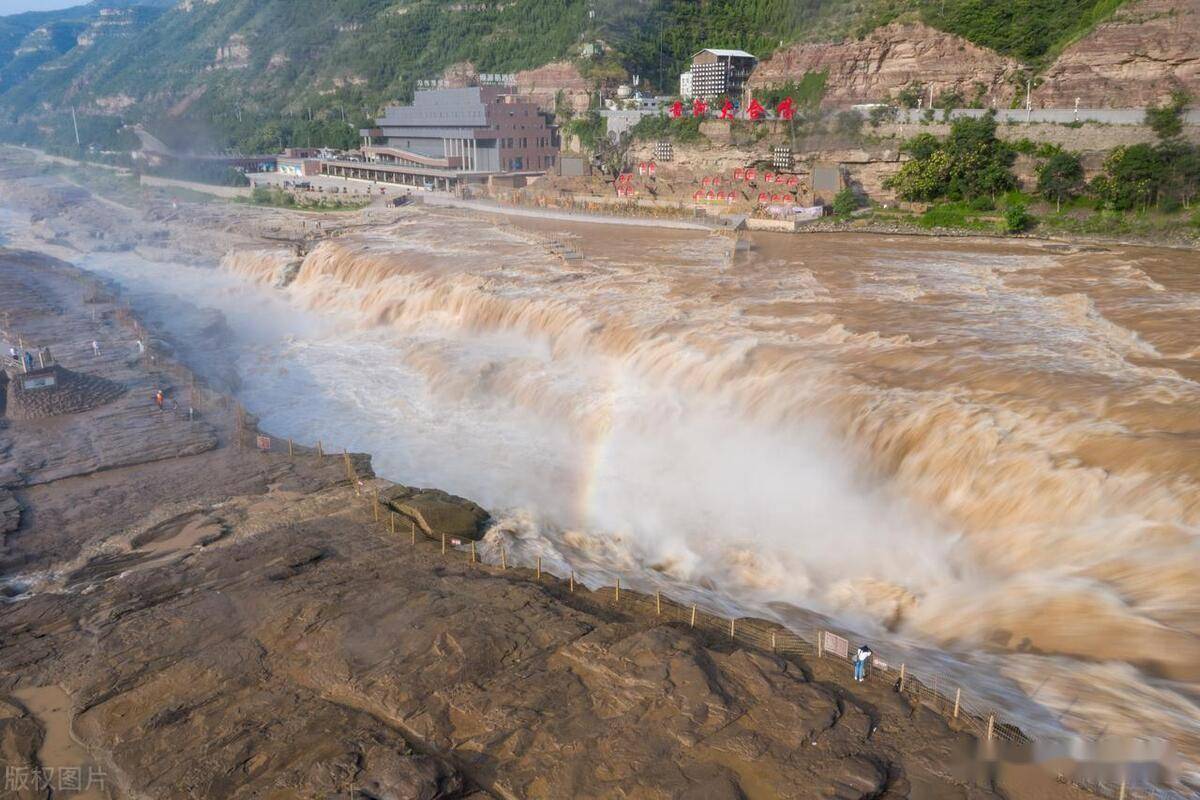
[321,86,558,190]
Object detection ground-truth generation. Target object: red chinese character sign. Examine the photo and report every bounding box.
[670,101,684,119]
[692,98,707,118]
[720,100,735,119]
[747,99,765,121]
[777,96,796,120]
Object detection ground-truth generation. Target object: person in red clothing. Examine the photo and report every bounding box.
[154,389,164,410]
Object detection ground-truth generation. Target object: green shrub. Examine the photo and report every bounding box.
[868,105,898,127]
[1144,90,1189,141]
[885,113,1016,202]
[831,187,859,216]
[1002,201,1034,233]
[896,83,922,109]
[753,72,827,109]
[629,114,703,144]
[1037,150,1084,211]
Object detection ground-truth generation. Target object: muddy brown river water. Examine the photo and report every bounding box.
[4,191,1197,783]
[226,212,1200,777]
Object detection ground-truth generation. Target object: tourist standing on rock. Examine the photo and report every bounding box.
[854,645,873,683]
[155,389,164,410]
[92,340,100,357]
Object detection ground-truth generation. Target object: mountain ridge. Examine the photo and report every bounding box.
[2,0,1195,155]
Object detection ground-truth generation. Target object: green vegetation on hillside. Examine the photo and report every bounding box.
[0,0,1139,158]
[2,0,590,154]
[753,72,828,109]
[854,0,1127,68]
[244,185,368,211]
[884,113,1017,202]
[874,95,1200,238]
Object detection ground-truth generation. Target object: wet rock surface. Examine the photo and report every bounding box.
[0,251,218,491]
[0,489,18,535]
[381,484,491,542]
[5,364,126,420]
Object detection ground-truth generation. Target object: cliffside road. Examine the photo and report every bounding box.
[0,258,1093,797]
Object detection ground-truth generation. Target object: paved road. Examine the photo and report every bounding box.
[422,194,716,231]
[248,171,422,200]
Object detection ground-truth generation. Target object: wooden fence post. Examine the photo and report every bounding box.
[655,591,661,615]
[536,556,541,580]
[501,548,507,570]
[1118,780,1126,800]
[953,688,961,719]
[288,438,294,457]
[471,541,476,564]
[986,714,995,741]
[690,605,697,628]
[730,618,736,639]
[390,512,395,536]
[441,532,446,555]
[817,630,824,658]
[570,571,575,592]
[899,663,907,693]
[771,632,777,652]
[343,450,356,491]
[614,578,620,603]
[410,520,415,545]
[317,440,323,457]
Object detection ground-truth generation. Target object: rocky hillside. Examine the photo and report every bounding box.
[1036,0,1200,106]
[1,0,1195,155]
[748,0,1199,108]
[747,21,1021,109]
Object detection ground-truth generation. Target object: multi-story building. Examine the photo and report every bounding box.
[680,49,757,101]
[679,70,694,100]
[321,86,557,190]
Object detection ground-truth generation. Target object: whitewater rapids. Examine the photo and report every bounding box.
[62,207,1200,778]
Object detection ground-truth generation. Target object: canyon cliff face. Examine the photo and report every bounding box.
[749,0,1200,109]
[1036,0,1200,107]
[441,60,590,114]
[515,60,592,113]
[747,22,1020,108]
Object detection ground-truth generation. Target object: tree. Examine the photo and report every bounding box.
[832,186,859,216]
[885,149,954,201]
[896,83,922,109]
[885,112,1016,202]
[1144,90,1189,141]
[1002,201,1034,233]
[903,133,940,161]
[1091,144,1162,211]
[1037,150,1084,211]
